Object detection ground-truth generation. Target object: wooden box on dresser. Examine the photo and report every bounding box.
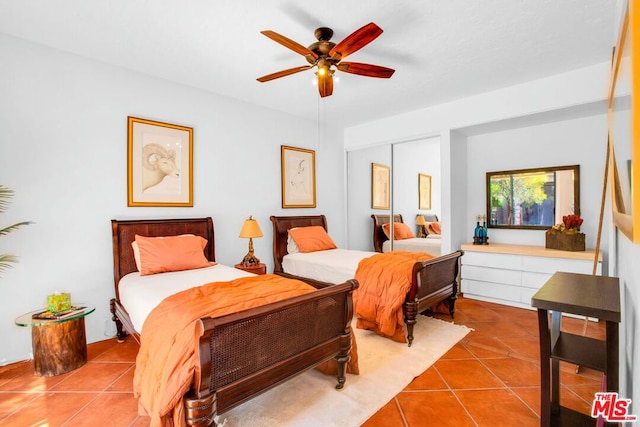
[460,243,602,310]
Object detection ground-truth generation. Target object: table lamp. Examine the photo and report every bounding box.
[415,215,427,238]
[239,216,263,266]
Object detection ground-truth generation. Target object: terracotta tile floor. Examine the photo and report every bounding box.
[0,296,605,426]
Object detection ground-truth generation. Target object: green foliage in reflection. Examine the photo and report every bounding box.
[490,173,548,225]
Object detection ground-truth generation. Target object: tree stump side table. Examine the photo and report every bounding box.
[15,305,95,377]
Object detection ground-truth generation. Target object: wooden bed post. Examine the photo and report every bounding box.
[184,392,216,427]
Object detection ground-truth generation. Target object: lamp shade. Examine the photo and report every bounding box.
[239,217,263,239]
[415,215,427,226]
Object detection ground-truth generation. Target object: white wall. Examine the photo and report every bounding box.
[344,62,614,150]
[616,232,640,412]
[0,34,346,365]
[611,0,640,410]
[464,114,609,265]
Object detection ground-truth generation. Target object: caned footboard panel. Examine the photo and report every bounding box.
[411,250,463,302]
[193,280,357,416]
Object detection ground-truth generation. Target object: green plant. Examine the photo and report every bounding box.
[0,185,32,273]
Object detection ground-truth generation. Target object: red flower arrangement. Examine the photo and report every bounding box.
[549,214,583,234]
[562,214,583,231]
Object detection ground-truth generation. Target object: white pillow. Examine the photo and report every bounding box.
[287,233,300,254]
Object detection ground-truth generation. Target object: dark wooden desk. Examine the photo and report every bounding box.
[531,272,620,427]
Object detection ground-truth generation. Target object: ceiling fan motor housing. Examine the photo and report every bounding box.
[306,27,337,66]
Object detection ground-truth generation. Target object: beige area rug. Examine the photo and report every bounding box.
[221,316,472,426]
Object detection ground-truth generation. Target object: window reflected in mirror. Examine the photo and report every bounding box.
[486,165,580,229]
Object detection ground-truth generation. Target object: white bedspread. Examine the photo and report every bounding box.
[119,264,254,333]
[382,237,441,256]
[282,248,376,284]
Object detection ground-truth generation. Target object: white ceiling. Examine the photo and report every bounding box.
[0,0,617,128]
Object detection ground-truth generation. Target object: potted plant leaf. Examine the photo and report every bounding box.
[1,185,32,273]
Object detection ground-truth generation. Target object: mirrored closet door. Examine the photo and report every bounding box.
[346,136,441,252]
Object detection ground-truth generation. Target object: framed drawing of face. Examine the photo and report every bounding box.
[281,145,316,208]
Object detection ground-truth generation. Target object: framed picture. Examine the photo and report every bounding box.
[371,163,390,210]
[608,2,639,243]
[127,116,193,207]
[281,145,316,208]
[419,173,432,210]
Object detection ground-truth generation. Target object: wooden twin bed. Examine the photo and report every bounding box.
[110,217,357,427]
[270,214,463,346]
[372,213,441,255]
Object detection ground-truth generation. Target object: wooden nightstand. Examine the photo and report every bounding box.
[234,263,267,275]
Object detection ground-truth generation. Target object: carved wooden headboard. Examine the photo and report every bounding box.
[110,217,215,300]
[371,214,402,252]
[269,215,328,273]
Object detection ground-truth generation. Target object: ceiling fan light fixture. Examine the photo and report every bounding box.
[257,22,394,97]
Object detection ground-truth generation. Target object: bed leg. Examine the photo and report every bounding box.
[335,355,348,390]
[184,392,216,426]
[109,298,127,342]
[335,331,352,389]
[404,302,418,347]
[448,294,458,319]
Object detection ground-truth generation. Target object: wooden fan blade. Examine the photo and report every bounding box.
[257,65,312,82]
[261,30,318,60]
[329,22,383,60]
[318,73,334,97]
[337,62,395,78]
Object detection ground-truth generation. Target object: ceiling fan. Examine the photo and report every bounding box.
[257,22,395,98]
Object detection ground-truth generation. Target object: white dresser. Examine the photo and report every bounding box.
[460,243,602,309]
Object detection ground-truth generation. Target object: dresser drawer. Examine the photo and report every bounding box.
[462,251,521,270]
[521,256,598,275]
[462,265,521,286]
[463,279,521,303]
[521,271,553,290]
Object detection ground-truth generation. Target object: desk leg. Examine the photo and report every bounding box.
[605,320,619,393]
[550,311,561,414]
[537,308,551,427]
[32,317,87,376]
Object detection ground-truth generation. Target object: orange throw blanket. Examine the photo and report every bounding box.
[134,274,354,427]
[353,251,434,342]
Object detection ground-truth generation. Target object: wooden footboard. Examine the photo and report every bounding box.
[403,250,464,346]
[270,215,464,347]
[184,279,358,426]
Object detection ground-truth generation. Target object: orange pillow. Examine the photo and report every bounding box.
[382,222,415,240]
[288,226,337,253]
[427,222,442,235]
[133,234,210,275]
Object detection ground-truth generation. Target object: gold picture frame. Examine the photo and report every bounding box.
[371,163,390,210]
[127,117,193,207]
[419,173,432,210]
[281,145,316,208]
[608,1,639,242]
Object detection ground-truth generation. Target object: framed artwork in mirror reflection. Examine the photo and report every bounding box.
[419,173,432,210]
[371,163,390,210]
